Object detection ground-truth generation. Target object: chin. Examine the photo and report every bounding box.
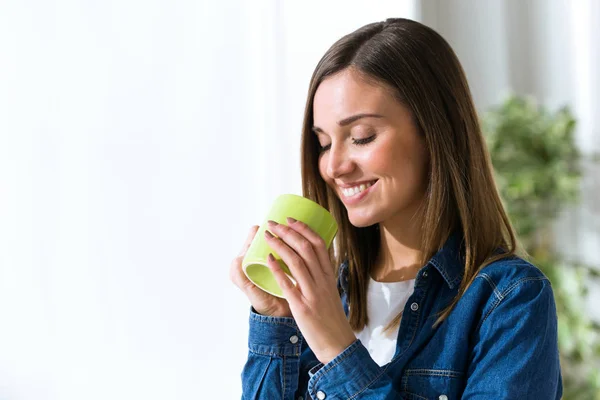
[346,212,380,229]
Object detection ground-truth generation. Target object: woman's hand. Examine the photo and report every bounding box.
[229,225,292,318]
[264,218,357,365]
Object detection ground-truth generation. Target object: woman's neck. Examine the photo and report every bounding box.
[371,213,424,283]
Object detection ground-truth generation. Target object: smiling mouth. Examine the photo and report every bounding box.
[340,180,377,197]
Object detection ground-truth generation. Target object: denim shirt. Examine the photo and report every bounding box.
[240,232,563,399]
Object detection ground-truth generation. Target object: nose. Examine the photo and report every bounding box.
[326,143,354,180]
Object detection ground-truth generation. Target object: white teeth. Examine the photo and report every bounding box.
[342,181,374,197]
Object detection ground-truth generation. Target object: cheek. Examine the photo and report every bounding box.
[360,139,396,172]
[386,144,428,186]
[364,150,390,171]
[403,144,429,192]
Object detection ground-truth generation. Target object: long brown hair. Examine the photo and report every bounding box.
[300,18,523,332]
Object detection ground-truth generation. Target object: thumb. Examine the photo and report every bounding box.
[238,225,260,257]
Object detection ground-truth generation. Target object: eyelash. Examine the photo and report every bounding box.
[318,135,376,152]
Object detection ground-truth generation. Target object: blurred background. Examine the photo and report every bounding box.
[1,0,599,399]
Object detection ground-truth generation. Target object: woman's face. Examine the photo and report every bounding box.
[313,68,429,228]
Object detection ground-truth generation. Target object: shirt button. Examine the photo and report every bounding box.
[289,335,299,344]
[423,271,428,278]
[439,395,448,400]
[298,396,303,400]
[316,390,326,399]
[410,302,419,311]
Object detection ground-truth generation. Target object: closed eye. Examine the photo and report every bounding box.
[319,135,376,152]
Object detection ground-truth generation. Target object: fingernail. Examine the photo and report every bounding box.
[286,217,297,224]
[268,253,275,262]
[264,230,274,238]
[267,220,277,227]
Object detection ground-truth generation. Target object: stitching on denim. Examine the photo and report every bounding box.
[428,258,462,289]
[344,286,429,399]
[476,294,502,332]
[399,370,461,400]
[248,347,301,357]
[282,355,286,400]
[383,284,428,370]
[253,356,272,400]
[347,367,395,399]
[310,340,361,389]
[501,276,547,298]
[404,368,463,378]
[250,316,298,329]
[479,276,549,328]
[429,258,450,285]
[404,392,428,400]
[478,273,503,300]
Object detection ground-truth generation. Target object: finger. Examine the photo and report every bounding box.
[229,255,258,292]
[264,227,316,293]
[229,255,248,287]
[267,222,321,282]
[266,253,301,303]
[231,225,259,287]
[285,218,332,278]
[238,225,260,257]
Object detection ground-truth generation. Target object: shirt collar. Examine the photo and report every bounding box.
[337,230,465,293]
[426,230,465,289]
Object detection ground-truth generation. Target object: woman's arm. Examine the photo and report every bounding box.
[462,278,563,399]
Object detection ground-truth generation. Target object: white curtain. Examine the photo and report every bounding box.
[0,1,417,399]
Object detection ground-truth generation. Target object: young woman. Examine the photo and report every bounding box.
[230,18,562,399]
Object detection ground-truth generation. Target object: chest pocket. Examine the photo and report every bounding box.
[400,369,464,400]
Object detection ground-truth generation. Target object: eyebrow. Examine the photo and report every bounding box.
[312,113,384,134]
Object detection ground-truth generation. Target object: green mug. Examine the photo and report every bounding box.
[242,194,338,298]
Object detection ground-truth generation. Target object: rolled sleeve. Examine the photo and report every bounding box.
[248,306,304,357]
[307,338,400,399]
[243,306,308,399]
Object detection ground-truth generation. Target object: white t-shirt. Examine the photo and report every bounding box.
[352,276,416,367]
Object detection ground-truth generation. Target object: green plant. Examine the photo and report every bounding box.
[483,95,600,400]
